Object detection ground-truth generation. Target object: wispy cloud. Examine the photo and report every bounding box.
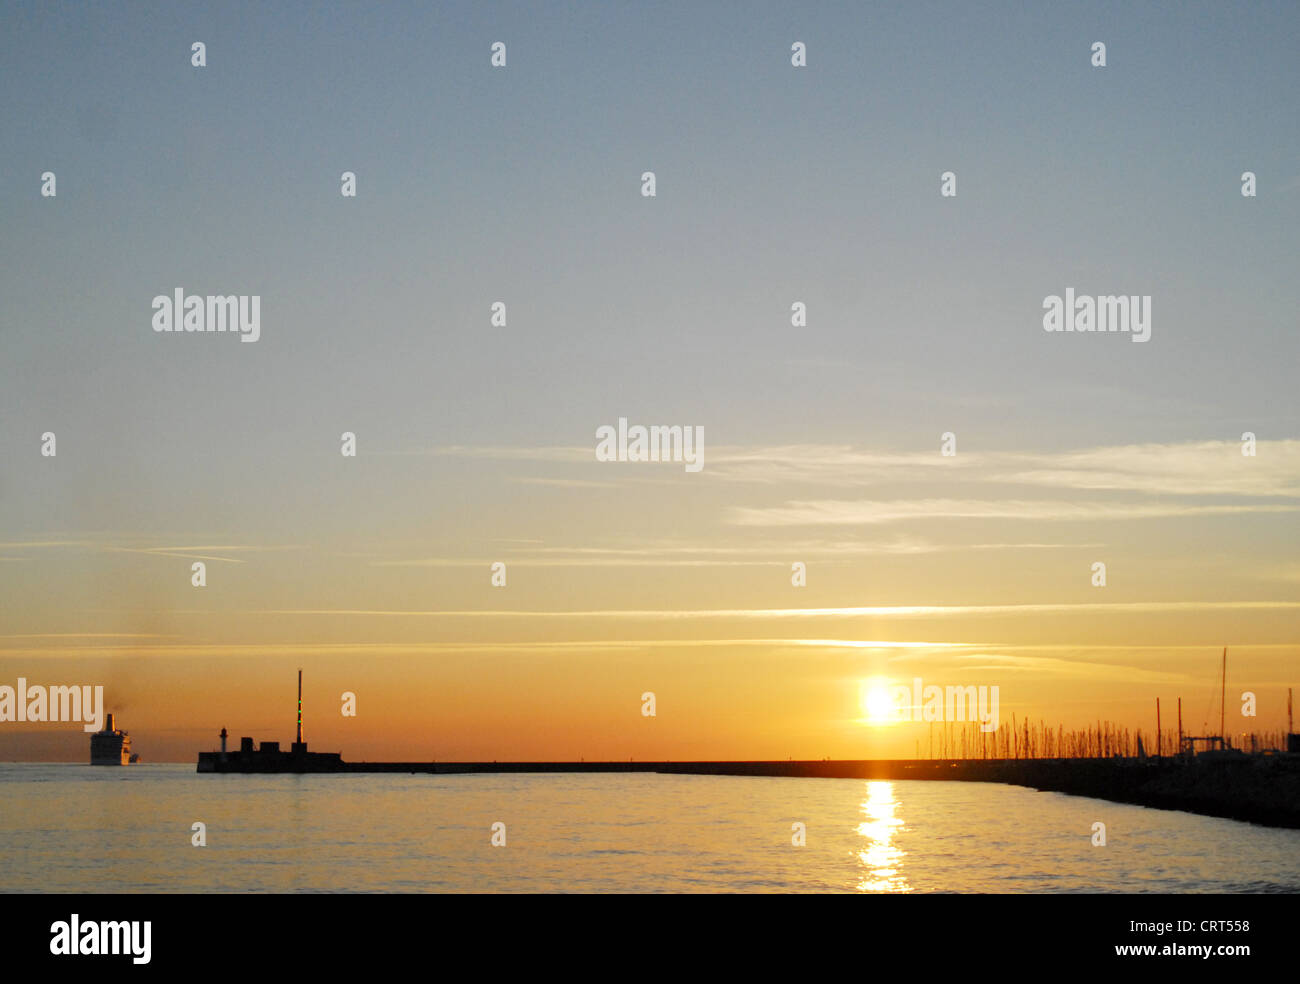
[392,445,590,462]
[241,600,1300,619]
[727,498,1297,527]
[510,477,619,489]
[998,441,1300,498]
[946,652,1188,684]
[407,438,1300,500]
[0,538,301,564]
[712,439,1300,496]
[369,536,1092,568]
[0,638,968,659]
[0,633,178,639]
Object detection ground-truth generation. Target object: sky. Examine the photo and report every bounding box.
[1,0,1297,761]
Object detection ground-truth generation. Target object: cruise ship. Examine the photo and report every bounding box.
[90,713,138,765]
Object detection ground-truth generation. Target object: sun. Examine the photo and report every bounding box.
[859,677,902,726]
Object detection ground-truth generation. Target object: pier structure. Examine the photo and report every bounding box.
[196,672,1300,828]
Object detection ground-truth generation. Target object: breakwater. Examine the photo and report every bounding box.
[197,747,1300,828]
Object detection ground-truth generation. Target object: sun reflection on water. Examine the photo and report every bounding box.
[855,780,910,893]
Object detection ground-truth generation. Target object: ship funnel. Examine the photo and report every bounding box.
[104,713,115,733]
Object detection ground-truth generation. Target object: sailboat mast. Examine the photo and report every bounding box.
[1219,647,1226,747]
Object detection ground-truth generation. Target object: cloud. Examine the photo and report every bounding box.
[246,600,1300,619]
[511,477,619,489]
[407,438,1300,499]
[0,633,177,639]
[394,445,590,462]
[0,638,966,659]
[727,498,1297,527]
[0,538,301,564]
[711,439,1300,497]
[705,445,978,484]
[946,652,1189,684]
[998,440,1300,498]
[369,537,1091,568]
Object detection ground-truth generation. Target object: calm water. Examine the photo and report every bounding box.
[1,764,1296,893]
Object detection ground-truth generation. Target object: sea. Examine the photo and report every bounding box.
[2,763,1296,893]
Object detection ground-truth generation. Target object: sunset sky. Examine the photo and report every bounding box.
[1,1,1297,761]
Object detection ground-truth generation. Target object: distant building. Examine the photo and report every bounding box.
[197,671,345,773]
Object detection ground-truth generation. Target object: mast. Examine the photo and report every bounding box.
[296,668,303,744]
[1220,647,1226,747]
[1156,698,1161,757]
